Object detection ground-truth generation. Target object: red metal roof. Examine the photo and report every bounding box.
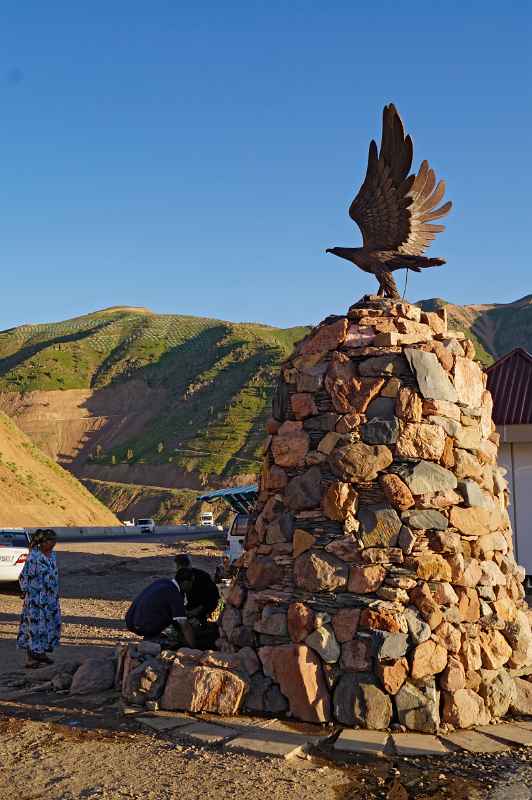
[486,348,532,425]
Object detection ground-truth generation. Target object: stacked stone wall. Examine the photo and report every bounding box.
[218,296,532,731]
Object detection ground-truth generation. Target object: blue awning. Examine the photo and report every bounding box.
[197,484,258,514]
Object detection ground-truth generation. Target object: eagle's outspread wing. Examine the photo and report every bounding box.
[349,104,452,255]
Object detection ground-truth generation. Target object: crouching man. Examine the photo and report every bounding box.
[175,554,220,649]
[125,567,196,648]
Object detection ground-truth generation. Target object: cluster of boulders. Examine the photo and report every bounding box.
[117,641,252,715]
[214,295,532,732]
[14,656,117,696]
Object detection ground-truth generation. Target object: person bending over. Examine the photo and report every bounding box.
[175,554,220,625]
[125,567,196,647]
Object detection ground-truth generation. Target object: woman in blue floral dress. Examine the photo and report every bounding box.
[17,529,61,668]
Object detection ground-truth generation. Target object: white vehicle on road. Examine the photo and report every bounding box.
[200,512,214,526]
[137,518,155,534]
[0,529,30,583]
[226,513,248,562]
[197,484,257,566]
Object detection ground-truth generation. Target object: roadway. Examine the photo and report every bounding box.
[56,526,226,544]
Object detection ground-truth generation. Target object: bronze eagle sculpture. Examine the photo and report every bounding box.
[326,104,452,299]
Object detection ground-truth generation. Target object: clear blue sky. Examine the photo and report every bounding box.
[0,1,530,329]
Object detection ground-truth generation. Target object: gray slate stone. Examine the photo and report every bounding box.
[254,607,288,637]
[244,674,273,713]
[398,460,457,494]
[305,625,340,664]
[365,397,397,420]
[395,681,440,733]
[244,672,288,714]
[458,479,493,509]
[284,468,321,512]
[333,672,392,729]
[391,733,449,756]
[224,722,314,759]
[136,641,162,657]
[70,658,116,696]
[440,729,509,754]
[479,669,516,718]
[184,721,238,744]
[264,684,289,714]
[404,348,458,402]
[404,607,432,645]
[475,723,532,746]
[398,525,416,554]
[360,416,400,444]
[333,729,389,757]
[265,512,294,544]
[372,631,409,661]
[303,413,339,431]
[405,509,449,530]
[358,504,402,548]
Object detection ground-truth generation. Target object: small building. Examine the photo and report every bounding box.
[487,347,532,577]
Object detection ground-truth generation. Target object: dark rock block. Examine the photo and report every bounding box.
[360,416,400,443]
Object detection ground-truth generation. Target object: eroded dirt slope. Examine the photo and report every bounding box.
[0,411,118,526]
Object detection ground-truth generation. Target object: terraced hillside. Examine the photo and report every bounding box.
[0,297,530,515]
[0,307,307,486]
[0,410,118,526]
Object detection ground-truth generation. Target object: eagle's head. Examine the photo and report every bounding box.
[325,247,359,259]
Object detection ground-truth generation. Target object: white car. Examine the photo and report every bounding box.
[0,529,30,584]
[200,512,214,526]
[137,518,155,534]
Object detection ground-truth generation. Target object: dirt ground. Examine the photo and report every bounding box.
[0,539,531,800]
[0,539,354,800]
[0,538,215,680]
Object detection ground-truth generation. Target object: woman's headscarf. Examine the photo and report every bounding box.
[30,529,57,549]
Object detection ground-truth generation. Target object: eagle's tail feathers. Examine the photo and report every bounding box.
[388,255,445,271]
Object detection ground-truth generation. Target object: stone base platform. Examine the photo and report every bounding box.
[117,639,532,760]
[127,704,532,760]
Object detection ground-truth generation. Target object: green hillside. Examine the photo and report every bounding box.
[1,296,530,494]
[0,307,307,481]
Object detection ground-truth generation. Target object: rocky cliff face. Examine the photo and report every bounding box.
[218,296,532,731]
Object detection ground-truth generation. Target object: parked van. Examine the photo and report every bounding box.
[196,484,257,565]
[226,513,248,562]
[200,512,214,526]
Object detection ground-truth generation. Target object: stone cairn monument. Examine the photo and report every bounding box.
[217,295,532,731]
[117,105,532,730]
